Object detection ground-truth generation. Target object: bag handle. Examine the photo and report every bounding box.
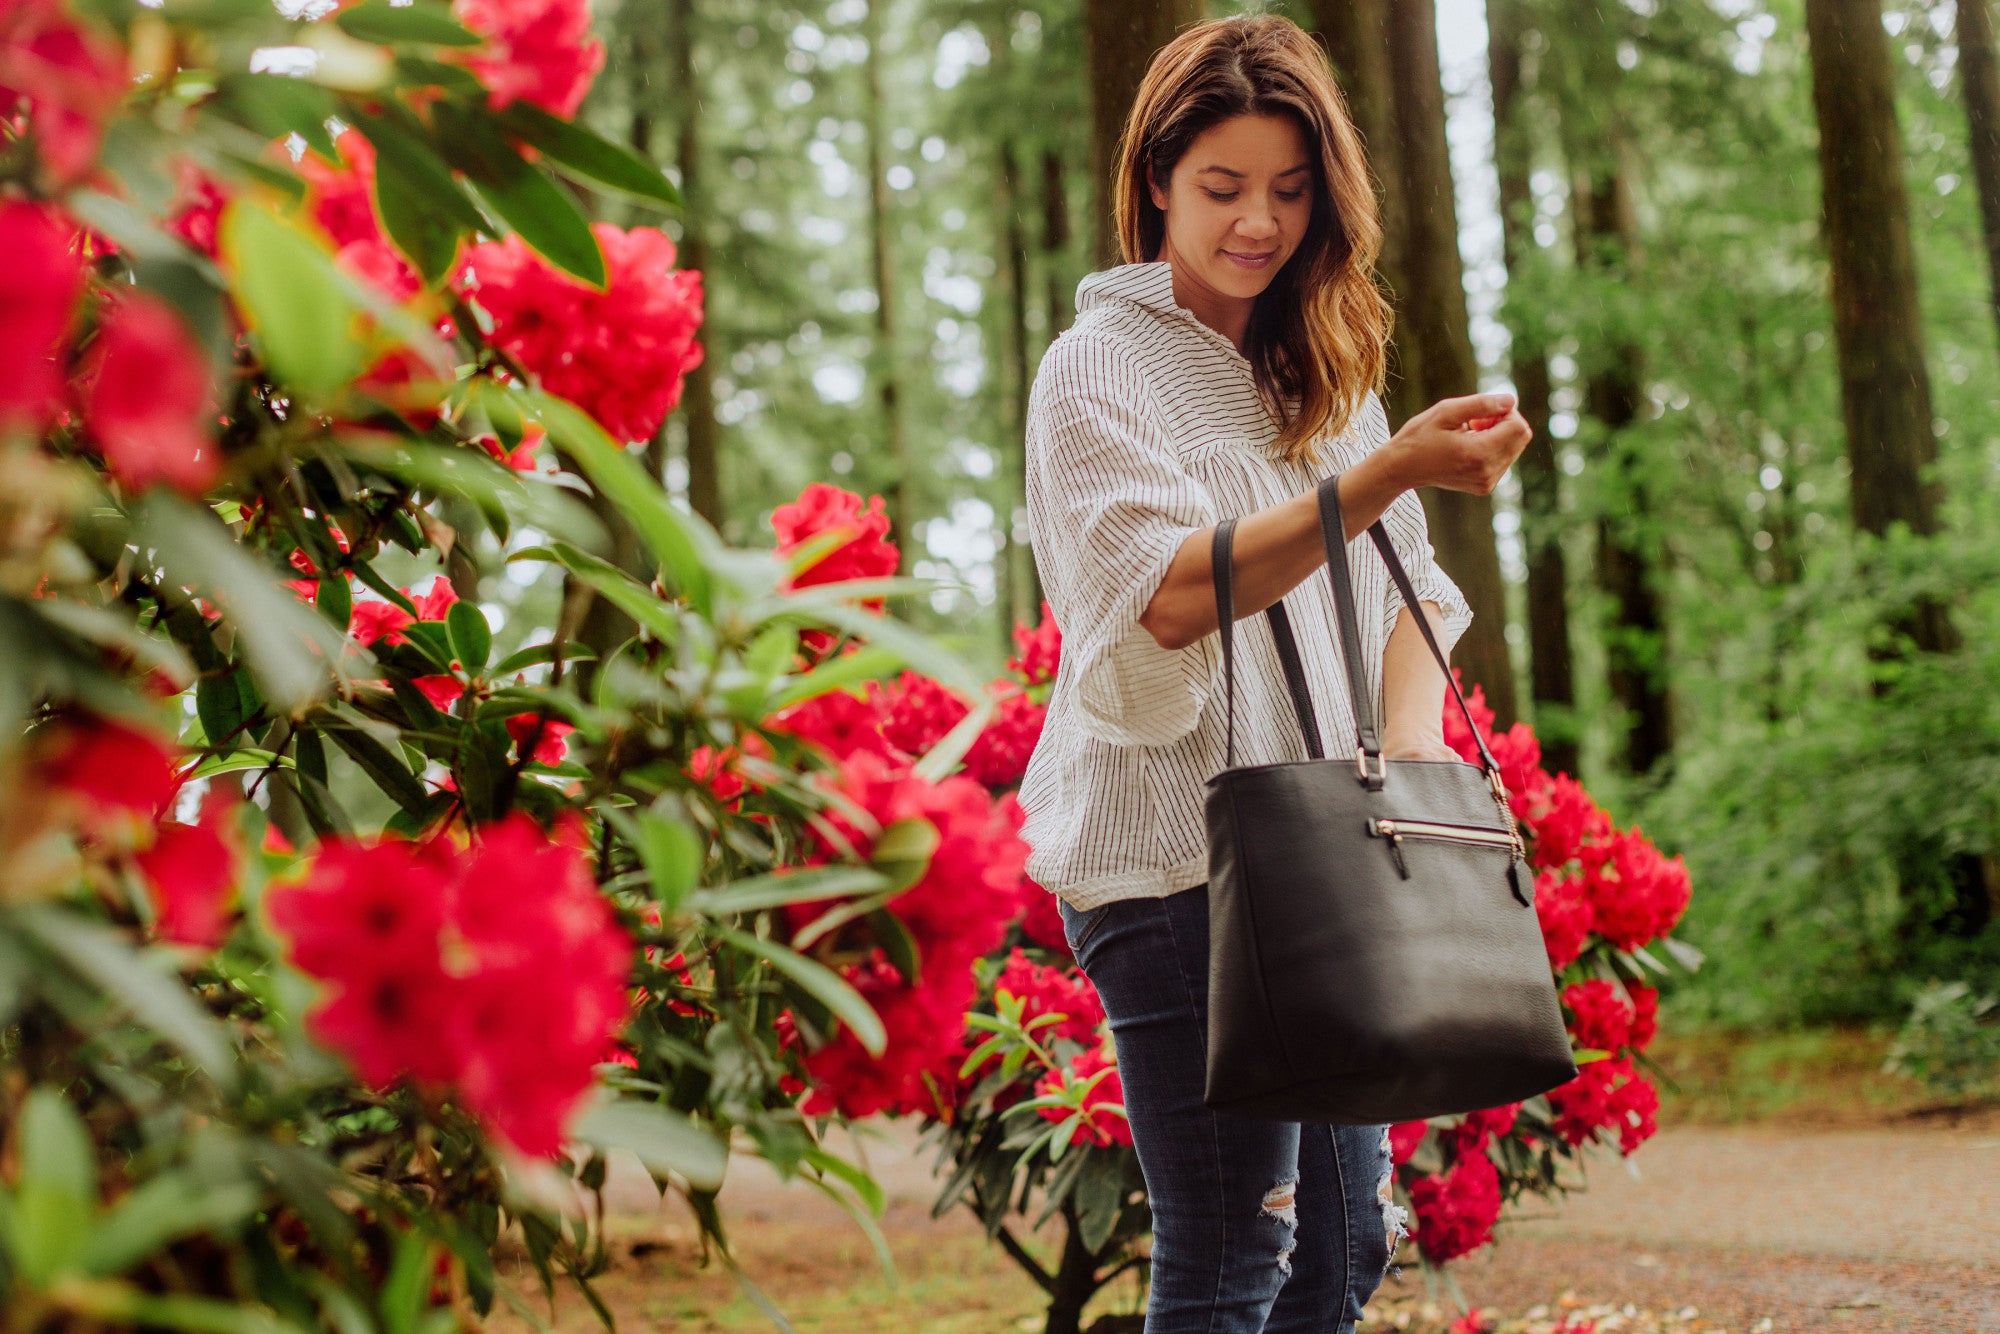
[1210,472,1504,787]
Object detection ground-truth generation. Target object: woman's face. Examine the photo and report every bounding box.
[1147,112,1314,304]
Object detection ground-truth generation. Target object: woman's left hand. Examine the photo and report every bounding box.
[1380,732,1463,763]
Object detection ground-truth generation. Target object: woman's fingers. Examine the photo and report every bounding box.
[1429,392,1517,431]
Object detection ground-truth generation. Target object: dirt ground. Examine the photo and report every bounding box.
[490,1034,2000,1333]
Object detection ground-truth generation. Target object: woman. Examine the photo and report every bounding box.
[1018,15,1532,1333]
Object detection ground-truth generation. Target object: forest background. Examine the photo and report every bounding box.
[567,0,2000,1035]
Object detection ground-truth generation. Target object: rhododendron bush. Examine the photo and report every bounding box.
[0,0,1017,1326]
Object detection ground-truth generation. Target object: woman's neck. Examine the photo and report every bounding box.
[1162,255,1254,355]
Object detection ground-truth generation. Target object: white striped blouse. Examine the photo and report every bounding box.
[1019,260,1475,911]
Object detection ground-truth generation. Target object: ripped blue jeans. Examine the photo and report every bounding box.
[1059,885,1402,1333]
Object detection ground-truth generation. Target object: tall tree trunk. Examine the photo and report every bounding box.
[863,0,911,561]
[1311,0,1419,424]
[1572,160,1674,777]
[1084,0,1204,267]
[1042,147,1073,341]
[1487,0,1579,778]
[1956,0,2000,352]
[1803,0,1958,656]
[996,136,1034,641]
[1383,0,1519,725]
[666,0,721,527]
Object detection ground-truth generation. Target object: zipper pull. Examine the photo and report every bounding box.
[1368,818,1410,879]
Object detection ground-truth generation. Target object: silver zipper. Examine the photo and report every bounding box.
[1366,817,1522,879]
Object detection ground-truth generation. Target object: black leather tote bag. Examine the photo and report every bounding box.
[1202,473,1577,1124]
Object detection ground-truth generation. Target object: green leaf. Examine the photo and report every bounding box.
[339,438,605,550]
[495,385,721,607]
[322,722,430,815]
[30,600,195,696]
[493,102,681,206]
[186,749,292,781]
[630,810,704,914]
[766,645,901,711]
[81,1177,262,1278]
[1074,1152,1124,1253]
[531,541,683,645]
[17,908,238,1094]
[196,668,262,753]
[210,73,339,160]
[711,927,886,1057]
[444,601,491,673]
[13,1087,95,1284]
[315,571,352,633]
[378,1231,433,1334]
[689,866,888,917]
[370,149,466,288]
[570,1097,728,1192]
[870,818,939,893]
[217,200,362,396]
[492,641,594,675]
[335,0,482,47]
[133,496,347,714]
[432,102,604,286]
[43,1278,303,1334]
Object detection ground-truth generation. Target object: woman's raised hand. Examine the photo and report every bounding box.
[1387,392,1532,496]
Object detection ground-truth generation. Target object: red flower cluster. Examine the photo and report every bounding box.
[1578,829,1692,952]
[0,0,127,187]
[137,816,239,950]
[685,734,771,809]
[1560,979,1659,1054]
[991,948,1104,1048]
[875,670,965,756]
[773,483,899,590]
[1446,1103,1519,1155]
[1546,1056,1660,1155]
[1015,879,1068,957]
[36,716,181,845]
[76,292,218,495]
[0,200,84,429]
[1006,601,1061,687]
[1407,1147,1501,1264]
[451,0,604,119]
[267,814,632,1158]
[1035,1045,1132,1148]
[961,690,1045,790]
[348,577,459,649]
[457,224,704,445]
[1533,869,1593,971]
[780,750,1027,1119]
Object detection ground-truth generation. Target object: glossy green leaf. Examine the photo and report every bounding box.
[444,601,491,673]
[13,1087,95,1284]
[765,645,901,711]
[335,0,481,46]
[322,721,430,815]
[432,102,604,286]
[570,1097,728,1192]
[631,810,704,914]
[210,73,339,160]
[219,200,362,395]
[689,866,888,917]
[711,926,886,1057]
[81,1177,262,1277]
[494,101,681,206]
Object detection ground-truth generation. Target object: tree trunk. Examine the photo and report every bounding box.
[1487,0,1578,778]
[1803,0,1958,656]
[1084,0,1204,268]
[997,135,1034,642]
[666,0,721,528]
[1572,161,1674,777]
[1311,0,1418,423]
[1957,0,2000,353]
[1043,147,1074,342]
[1383,0,1519,725]
[863,0,911,562]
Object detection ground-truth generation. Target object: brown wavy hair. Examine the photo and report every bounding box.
[1114,14,1392,466]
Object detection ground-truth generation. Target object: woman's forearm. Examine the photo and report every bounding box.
[1380,600,1451,748]
[1138,442,1415,651]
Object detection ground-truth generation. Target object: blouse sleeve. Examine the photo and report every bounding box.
[1361,394,1475,656]
[1025,337,1221,748]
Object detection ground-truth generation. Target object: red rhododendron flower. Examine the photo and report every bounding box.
[1388,1120,1428,1165]
[875,670,968,757]
[411,577,458,623]
[37,716,179,834]
[773,483,900,590]
[350,599,416,648]
[414,675,464,711]
[1447,1103,1520,1154]
[1628,984,1659,1050]
[768,687,895,765]
[0,0,127,186]
[1546,1056,1659,1155]
[1440,669,1497,764]
[1534,869,1593,971]
[505,713,573,765]
[686,734,771,809]
[1526,773,1612,871]
[474,426,542,470]
[1007,601,1060,687]
[962,689,1045,789]
[137,819,240,950]
[0,199,84,428]
[451,0,604,118]
[1578,828,1691,951]
[77,292,219,495]
[991,948,1103,1048]
[267,815,632,1158]
[1036,1045,1132,1148]
[1408,1147,1502,1263]
[335,235,421,304]
[1562,979,1635,1053]
[1015,879,1068,956]
[457,223,703,444]
[165,158,229,259]
[294,128,382,250]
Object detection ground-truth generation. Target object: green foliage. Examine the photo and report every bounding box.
[1883,979,2000,1103]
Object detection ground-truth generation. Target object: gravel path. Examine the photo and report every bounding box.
[608,1119,2000,1331]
